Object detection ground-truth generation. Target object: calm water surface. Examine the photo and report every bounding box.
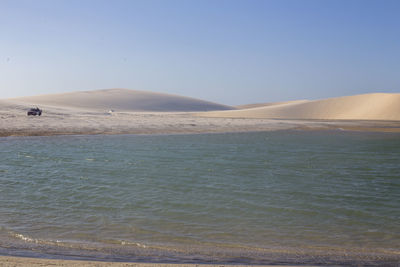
[0,131,399,265]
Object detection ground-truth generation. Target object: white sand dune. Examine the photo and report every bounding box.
[1,91,400,137]
[7,88,233,112]
[235,100,309,109]
[202,93,400,121]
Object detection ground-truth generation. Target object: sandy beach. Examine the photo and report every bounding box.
[0,256,302,267]
[1,89,400,137]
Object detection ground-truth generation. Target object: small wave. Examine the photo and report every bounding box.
[7,230,62,246]
[119,240,147,248]
[9,230,147,251]
[2,229,399,265]
[13,233,37,243]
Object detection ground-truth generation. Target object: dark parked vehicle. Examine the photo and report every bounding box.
[27,107,42,116]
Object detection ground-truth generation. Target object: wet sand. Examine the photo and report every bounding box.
[0,256,306,267]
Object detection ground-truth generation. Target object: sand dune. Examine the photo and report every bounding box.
[202,93,400,121]
[7,88,233,112]
[1,91,400,137]
[235,100,309,109]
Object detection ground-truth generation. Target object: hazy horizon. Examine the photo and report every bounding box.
[1,0,399,105]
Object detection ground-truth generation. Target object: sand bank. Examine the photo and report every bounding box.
[1,104,400,137]
[1,90,400,137]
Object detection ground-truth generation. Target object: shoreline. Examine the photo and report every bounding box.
[1,250,399,267]
[2,126,400,138]
[0,256,303,267]
[1,111,400,138]
[1,239,398,267]
[1,123,400,138]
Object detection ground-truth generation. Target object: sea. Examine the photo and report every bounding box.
[0,131,399,266]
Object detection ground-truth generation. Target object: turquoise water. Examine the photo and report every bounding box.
[0,131,399,265]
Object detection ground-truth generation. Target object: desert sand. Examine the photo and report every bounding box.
[203,93,400,121]
[8,88,233,112]
[1,89,400,137]
[234,100,309,110]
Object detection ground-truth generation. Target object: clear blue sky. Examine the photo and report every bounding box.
[0,0,399,105]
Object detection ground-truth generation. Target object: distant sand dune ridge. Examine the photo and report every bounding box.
[202,93,400,121]
[8,88,233,112]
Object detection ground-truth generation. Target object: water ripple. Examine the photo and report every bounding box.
[0,131,399,265]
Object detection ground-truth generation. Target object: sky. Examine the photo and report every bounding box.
[0,0,399,105]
